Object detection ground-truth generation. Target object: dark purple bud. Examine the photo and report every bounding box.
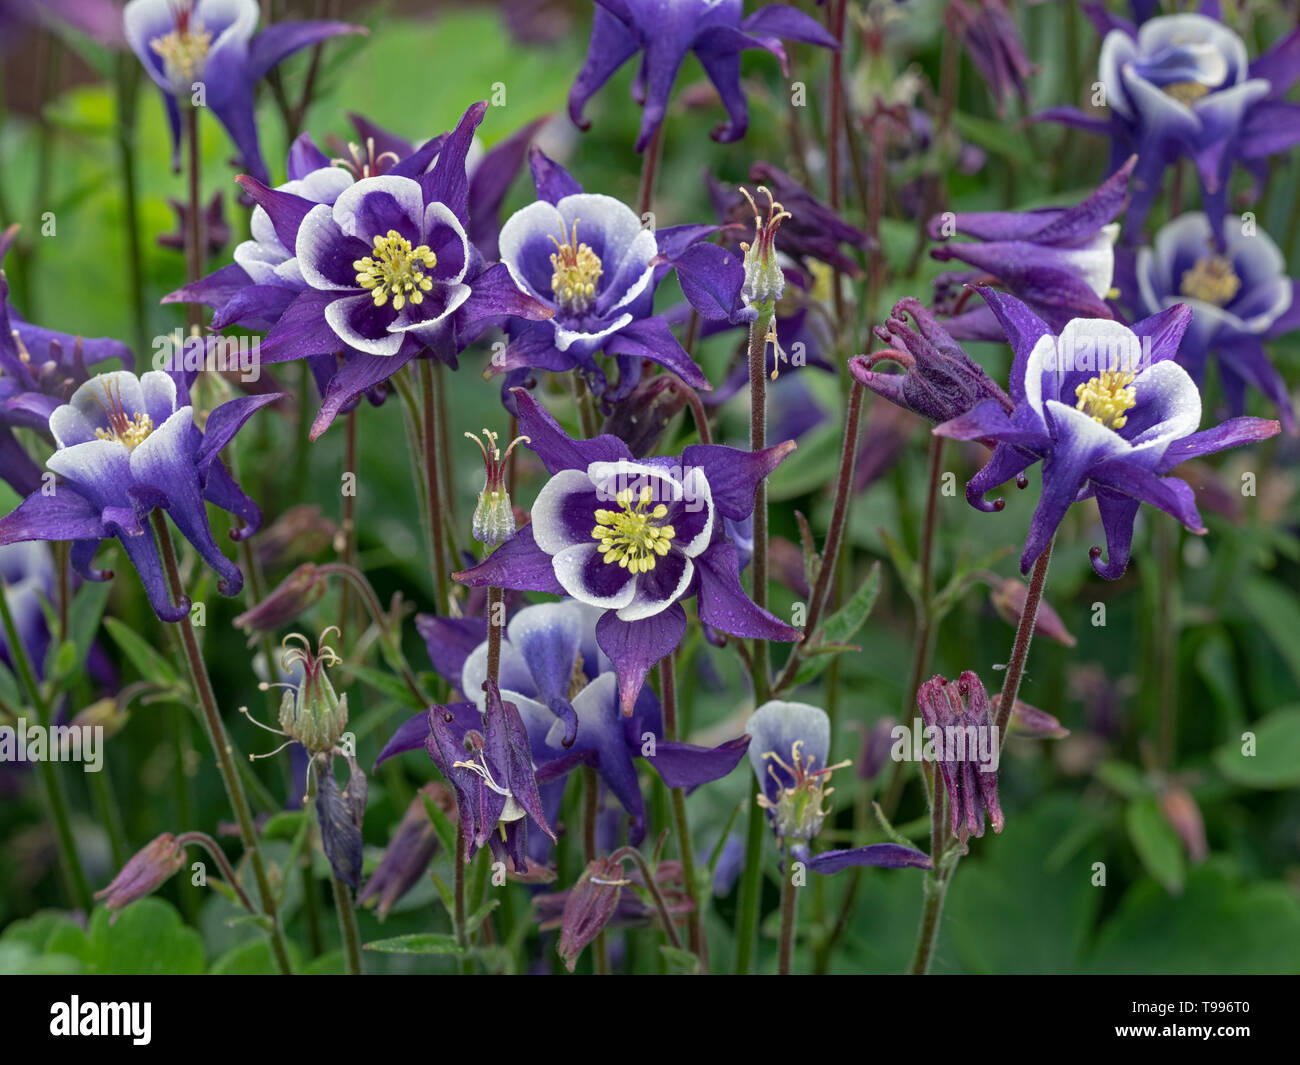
[254,505,339,569]
[358,783,456,920]
[94,833,186,915]
[991,577,1077,647]
[600,374,689,458]
[556,857,628,972]
[917,671,1004,841]
[993,695,1070,739]
[233,563,326,633]
[316,757,367,889]
[857,716,898,780]
[850,298,1011,426]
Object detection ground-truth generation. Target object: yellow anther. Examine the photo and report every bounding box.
[149,18,213,92]
[549,218,602,314]
[1179,254,1241,307]
[353,230,437,311]
[91,374,155,452]
[590,486,676,574]
[1075,370,1137,430]
[1162,81,1210,106]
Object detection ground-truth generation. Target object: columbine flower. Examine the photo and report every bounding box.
[0,229,134,496]
[849,297,1012,426]
[1133,211,1298,434]
[568,0,837,152]
[927,156,1133,340]
[0,370,278,622]
[1043,12,1300,236]
[424,679,556,870]
[934,291,1281,577]
[491,147,711,397]
[747,700,931,873]
[454,390,801,713]
[916,672,1003,841]
[179,103,552,439]
[378,600,752,846]
[123,0,361,184]
[946,0,1036,117]
[0,542,54,677]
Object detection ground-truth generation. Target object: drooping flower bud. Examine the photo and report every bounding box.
[555,856,629,972]
[994,695,1070,740]
[1159,785,1208,863]
[70,698,130,740]
[917,671,1004,841]
[233,562,327,633]
[358,783,457,920]
[739,185,791,308]
[849,298,1012,426]
[465,428,530,547]
[992,577,1076,647]
[94,833,186,915]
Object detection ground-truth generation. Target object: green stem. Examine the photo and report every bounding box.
[746,305,775,703]
[150,512,293,975]
[113,53,148,354]
[332,873,363,975]
[659,655,705,966]
[1156,520,1179,768]
[418,361,449,613]
[0,580,92,911]
[778,858,799,975]
[907,767,949,975]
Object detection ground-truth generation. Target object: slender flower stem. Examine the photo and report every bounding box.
[151,512,293,975]
[659,654,705,967]
[0,581,91,911]
[584,765,610,975]
[174,831,257,914]
[774,381,865,693]
[746,307,774,703]
[907,538,1055,975]
[113,54,147,354]
[454,831,469,951]
[778,858,799,975]
[612,845,683,950]
[826,0,848,331]
[183,106,204,333]
[907,765,949,975]
[1155,520,1179,768]
[419,360,449,613]
[881,434,946,818]
[339,409,358,637]
[638,124,663,218]
[993,538,1054,740]
[332,873,364,975]
[734,304,777,973]
[486,585,504,686]
[671,376,713,446]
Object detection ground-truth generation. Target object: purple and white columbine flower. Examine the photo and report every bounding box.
[934,291,1281,578]
[569,0,837,153]
[0,232,134,497]
[0,370,278,622]
[747,700,931,873]
[180,103,551,439]
[491,148,711,398]
[1134,211,1298,434]
[928,156,1133,341]
[123,0,360,185]
[379,600,751,847]
[1042,11,1300,236]
[455,389,800,713]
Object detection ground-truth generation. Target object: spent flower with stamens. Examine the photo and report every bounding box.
[739,185,791,309]
[466,428,529,547]
[746,700,932,873]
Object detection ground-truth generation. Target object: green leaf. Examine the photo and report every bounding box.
[1125,796,1184,895]
[341,663,422,708]
[260,810,307,841]
[363,933,466,955]
[420,791,459,859]
[1213,705,1300,789]
[658,946,702,974]
[103,617,184,691]
[463,899,500,936]
[792,563,881,686]
[1240,579,1300,687]
[1087,861,1300,973]
[1095,760,1146,799]
[46,900,204,974]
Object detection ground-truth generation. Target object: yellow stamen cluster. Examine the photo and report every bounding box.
[1075,370,1137,430]
[149,22,212,91]
[92,375,155,451]
[1179,254,1241,307]
[353,230,437,310]
[591,486,675,574]
[549,219,602,314]
[1162,81,1210,106]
